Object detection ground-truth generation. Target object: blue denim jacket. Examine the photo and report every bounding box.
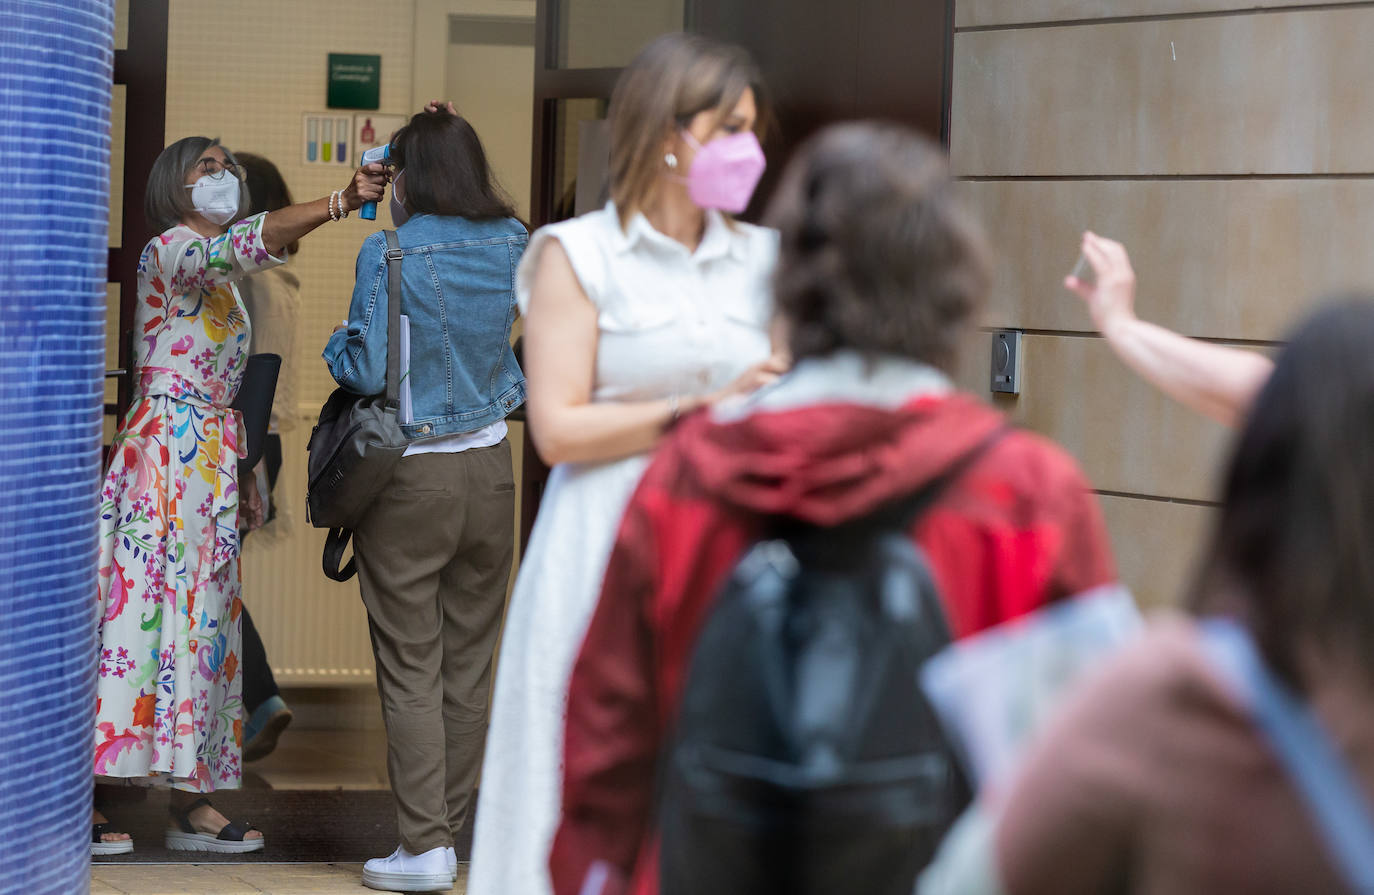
[324,213,527,439]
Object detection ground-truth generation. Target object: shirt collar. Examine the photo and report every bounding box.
[610,201,745,263]
[713,351,953,422]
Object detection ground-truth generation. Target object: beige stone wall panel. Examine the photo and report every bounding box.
[951,8,1374,176]
[953,334,1234,500]
[1099,494,1215,610]
[962,178,1374,339]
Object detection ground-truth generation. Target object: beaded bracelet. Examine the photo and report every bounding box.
[328,190,350,222]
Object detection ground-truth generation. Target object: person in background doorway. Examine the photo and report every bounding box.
[468,32,787,895]
[924,299,1374,895]
[1065,231,1273,428]
[323,105,527,893]
[549,122,1119,895]
[93,136,385,856]
[232,151,299,763]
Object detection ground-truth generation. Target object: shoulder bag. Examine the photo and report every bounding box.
[306,230,409,581]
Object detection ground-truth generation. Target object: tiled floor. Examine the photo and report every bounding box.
[91,861,469,894]
[91,726,453,893]
[245,727,390,791]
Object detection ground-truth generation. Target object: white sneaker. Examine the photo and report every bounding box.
[446,846,457,881]
[362,845,452,892]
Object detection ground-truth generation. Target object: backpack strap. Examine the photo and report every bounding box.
[1198,618,1374,894]
[784,424,1010,545]
[383,229,403,411]
[774,424,1009,577]
[322,527,357,582]
[883,424,1011,533]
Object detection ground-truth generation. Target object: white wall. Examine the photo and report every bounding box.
[446,24,535,219]
[165,0,421,684]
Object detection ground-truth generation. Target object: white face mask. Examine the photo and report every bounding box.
[185,173,243,226]
[389,169,410,226]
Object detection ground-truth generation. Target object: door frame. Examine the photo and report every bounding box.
[108,0,170,431]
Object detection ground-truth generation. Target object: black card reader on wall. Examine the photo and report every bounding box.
[991,329,1022,395]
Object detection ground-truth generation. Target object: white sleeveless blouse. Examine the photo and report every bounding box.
[469,202,777,895]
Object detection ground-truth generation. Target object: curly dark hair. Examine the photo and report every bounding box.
[765,123,991,371]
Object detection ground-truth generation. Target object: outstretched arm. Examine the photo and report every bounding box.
[259,164,387,257]
[1066,232,1273,429]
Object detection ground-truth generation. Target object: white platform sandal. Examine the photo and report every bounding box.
[164,797,265,854]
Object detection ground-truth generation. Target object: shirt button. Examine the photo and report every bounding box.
[421,425,431,434]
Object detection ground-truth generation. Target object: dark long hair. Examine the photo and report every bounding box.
[1191,299,1374,689]
[236,152,298,254]
[389,110,515,220]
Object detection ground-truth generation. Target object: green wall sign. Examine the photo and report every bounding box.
[327,53,380,110]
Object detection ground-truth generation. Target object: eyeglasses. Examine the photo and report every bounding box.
[192,157,245,182]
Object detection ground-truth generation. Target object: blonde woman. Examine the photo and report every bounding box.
[469,33,785,895]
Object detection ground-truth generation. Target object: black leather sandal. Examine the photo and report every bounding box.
[91,821,133,856]
[163,796,264,853]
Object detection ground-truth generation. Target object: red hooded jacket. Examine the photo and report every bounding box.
[550,382,1117,895]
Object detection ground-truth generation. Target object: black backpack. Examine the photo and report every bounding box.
[657,430,1004,895]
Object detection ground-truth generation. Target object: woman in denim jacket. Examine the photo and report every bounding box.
[323,107,526,893]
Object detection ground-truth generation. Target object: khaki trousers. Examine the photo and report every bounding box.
[353,440,515,854]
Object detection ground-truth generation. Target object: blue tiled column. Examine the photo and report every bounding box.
[0,2,113,892]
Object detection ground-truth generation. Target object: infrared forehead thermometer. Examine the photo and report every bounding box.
[358,144,391,221]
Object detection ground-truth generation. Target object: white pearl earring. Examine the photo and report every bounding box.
[664,152,678,170]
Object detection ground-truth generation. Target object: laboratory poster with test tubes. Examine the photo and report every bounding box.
[302,113,354,166]
[354,114,408,163]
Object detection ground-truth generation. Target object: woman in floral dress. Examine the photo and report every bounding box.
[92,136,385,855]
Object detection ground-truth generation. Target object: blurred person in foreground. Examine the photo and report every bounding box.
[549,122,1120,895]
[921,297,1374,895]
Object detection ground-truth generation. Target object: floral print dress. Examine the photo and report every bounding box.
[95,213,280,792]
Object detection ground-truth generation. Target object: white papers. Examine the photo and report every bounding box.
[919,585,1143,789]
[398,314,413,424]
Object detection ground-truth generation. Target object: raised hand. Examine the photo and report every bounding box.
[340,163,389,213]
[1064,231,1137,337]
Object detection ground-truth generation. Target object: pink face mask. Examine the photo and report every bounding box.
[681,130,766,213]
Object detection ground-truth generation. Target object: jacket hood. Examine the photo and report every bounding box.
[673,356,1006,528]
